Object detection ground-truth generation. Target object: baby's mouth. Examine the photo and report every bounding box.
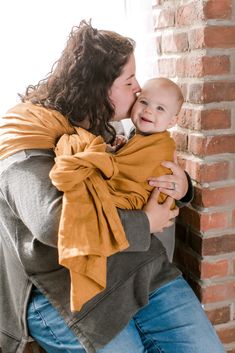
[141,116,152,123]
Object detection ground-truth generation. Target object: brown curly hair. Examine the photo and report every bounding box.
[20,20,135,142]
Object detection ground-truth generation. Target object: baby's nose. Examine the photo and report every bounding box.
[144,106,152,114]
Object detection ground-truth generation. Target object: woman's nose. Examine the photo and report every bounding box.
[133,80,141,93]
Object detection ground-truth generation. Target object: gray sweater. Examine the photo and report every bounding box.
[0,149,190,353]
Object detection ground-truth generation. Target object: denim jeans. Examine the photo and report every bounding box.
[27,276,225,353]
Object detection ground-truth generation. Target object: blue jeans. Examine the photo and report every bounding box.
[27,276,225,353]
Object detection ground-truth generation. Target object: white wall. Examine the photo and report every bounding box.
[0,0,128,114]
[0,0,155,123]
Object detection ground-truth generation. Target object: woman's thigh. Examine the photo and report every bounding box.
[27,288,146,353]
[27,288,85,353]
[133,275,226,353]
[27,277,225,353]
[97,319,146,353]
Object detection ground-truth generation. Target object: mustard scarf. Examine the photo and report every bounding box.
[0,102,74,159]
[0,102,175,311]
[0,102,128,311]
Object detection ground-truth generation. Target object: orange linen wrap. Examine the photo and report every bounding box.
[0,102,175,311]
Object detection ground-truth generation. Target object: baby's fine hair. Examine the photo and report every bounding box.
[20,20,135,142]
[145,77,184,114]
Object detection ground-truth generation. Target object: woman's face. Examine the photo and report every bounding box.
[109,54,141,121]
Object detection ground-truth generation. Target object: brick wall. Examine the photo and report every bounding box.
[152,0,235,352]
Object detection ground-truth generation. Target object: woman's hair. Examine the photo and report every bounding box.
[20,20,135,142]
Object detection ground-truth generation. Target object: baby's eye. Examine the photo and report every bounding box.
[157,106,164,111]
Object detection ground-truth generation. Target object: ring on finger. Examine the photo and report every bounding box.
[172,182,176,190]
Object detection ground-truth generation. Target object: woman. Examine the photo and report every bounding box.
[0,20,225,353]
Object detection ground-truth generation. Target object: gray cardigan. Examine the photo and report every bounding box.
[0,149,191,353]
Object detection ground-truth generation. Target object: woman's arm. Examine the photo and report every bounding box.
[143,188,179,233]
[0,150,62,248]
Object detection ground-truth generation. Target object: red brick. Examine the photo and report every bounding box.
[179,207,228,232]
[231,161,235,178]
[187,82,235,104]
[161,32,189,53]
[204,81,235,102]
[193,186,235,208]
[205,306,230,325]
[155,36,162,55]
[217,324,235,344]
[202,234,235,256]
[184,159,202,182]
[201,260,229,279]
[232,209,235,227]
[171,130,188,151]
[154,8,175,28]
[178,109,231,130]
[232,259,235,274]
[178,109,199,130]
[179,83,188,103]
[204,0,232,19]
[176,56,230,77]
[189,26,235,49]
[189,134,235,156]
[205,26,235,48]
[203,56,230,75]
[201,212,228,232]
[199,161,229,183]
[176,2,204,27]
[188,27,205,50]
[200,110,231,130]
[170,228,235,258]
[185,159,229,183]
[186,83,204,103]
[187,134,205,156]
[201,282,235,303]
[157,58,176,77]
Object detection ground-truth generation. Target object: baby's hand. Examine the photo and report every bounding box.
[106,134,128,153]
[114,134,128,147]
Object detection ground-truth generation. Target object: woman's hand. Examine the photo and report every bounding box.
[143,188,179,233]
[147,152,188,201]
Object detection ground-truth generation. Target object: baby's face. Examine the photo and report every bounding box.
[131,81,180,134]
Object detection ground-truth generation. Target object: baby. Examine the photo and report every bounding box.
[110,77,183,150]
[131,77,183,135]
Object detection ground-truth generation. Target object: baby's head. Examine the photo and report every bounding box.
[131,77,184,134]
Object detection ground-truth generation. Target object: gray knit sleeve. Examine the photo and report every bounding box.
[0,150,62,247]
[117,209,151,252]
